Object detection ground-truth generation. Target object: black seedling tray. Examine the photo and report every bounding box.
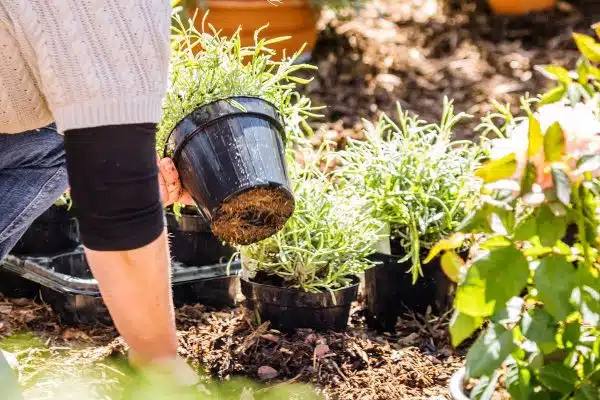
[1,247,241,325]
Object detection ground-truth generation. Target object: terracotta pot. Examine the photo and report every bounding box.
[488,0,556,15]
[190,0,318,60]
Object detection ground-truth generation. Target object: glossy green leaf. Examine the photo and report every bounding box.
[423,233,465,264]
[536,205,567,247]
[538,363,578,394]
[480,235,512,250]
[520,162,537,195]
[528,115,544,157]
[544,122,565,163]
[561,322,581,349]
[551,167,571,206]
[521,308,558,355]
[574,384,600,400]
[457,207,492,234]
[440,252,464,283]
[455,246,529,317]
[492,296,524,325]
[476,153,518,183]
[573,33,600,63]
[570,285,600,327]
[465,324,516,379]
[541,65,573,84]
[514,214,537,242]
[534,256,576,321]
[506,364,532,400]
[470,370,500,400]
[449,311,484,347]
[528,351,544,370]
[577,58,590,84]
[539,86,567,105]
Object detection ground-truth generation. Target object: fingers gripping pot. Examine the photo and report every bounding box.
[165,97,294,245]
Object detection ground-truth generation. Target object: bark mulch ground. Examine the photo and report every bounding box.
[303,0,600,147]
[1,296,461,399]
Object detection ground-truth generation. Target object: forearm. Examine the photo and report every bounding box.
[85,230,177,363]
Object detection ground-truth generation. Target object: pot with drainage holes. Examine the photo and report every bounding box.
[165,96,295,246]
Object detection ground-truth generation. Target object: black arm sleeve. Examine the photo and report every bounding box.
[63,123,164,251]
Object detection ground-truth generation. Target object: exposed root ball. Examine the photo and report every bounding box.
[211,187,294,245]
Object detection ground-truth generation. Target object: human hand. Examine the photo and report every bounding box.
[157,157,194,207]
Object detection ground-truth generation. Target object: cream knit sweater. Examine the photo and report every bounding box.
[0,0,171,134]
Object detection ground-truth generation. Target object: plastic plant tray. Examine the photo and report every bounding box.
[1,246,241,324]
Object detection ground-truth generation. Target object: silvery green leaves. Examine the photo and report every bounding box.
[336,99,483,282]
[239,164,383,293]
[158,14,320,154]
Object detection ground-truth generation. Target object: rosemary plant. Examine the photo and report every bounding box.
[240,158,383,293]
[157,13,320,153]
[337,99,484,282]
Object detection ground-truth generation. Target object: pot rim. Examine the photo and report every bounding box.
[241,274,360,294]
[199,0,316,10]
[164,95,285,159]
[449,367,469,400]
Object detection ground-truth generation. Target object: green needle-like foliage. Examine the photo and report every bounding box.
[239,156,383,292]
[157,12,321,154]
[337,99,484,282]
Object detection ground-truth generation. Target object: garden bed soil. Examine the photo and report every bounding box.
[0,295,462,399]
[301,0,600,147]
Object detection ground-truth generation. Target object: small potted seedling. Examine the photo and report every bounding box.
[238,159,382,332]
[158,14,319,245]
[11,192,80,256]
[438,98,600,399]
[182,0,364,60]
[337,100,483,332]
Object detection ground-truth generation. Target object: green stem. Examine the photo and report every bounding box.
[573,184,592,268]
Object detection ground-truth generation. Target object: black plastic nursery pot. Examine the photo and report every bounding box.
[0,267,41,299]
[165,96,295,246]
[364,252,459,333]
[10,205,79,256]
[2,250,242,325]
[240,274,359,332]
[166,207,234,267]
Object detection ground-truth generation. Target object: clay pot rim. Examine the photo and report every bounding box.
[202,0,317,10]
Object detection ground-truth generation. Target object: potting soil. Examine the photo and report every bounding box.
[211,187,294,246]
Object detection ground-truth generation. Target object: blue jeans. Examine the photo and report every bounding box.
[0,125,68,261]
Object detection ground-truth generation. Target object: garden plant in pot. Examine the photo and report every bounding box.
[158,15,319,246]
[435,98,600,399]
[238,161,383,332]
[182,0,364,60]
[11,192,79,256]
[336,100,483,332]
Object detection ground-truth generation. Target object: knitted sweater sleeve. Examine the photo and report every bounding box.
[1,0,171,133]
